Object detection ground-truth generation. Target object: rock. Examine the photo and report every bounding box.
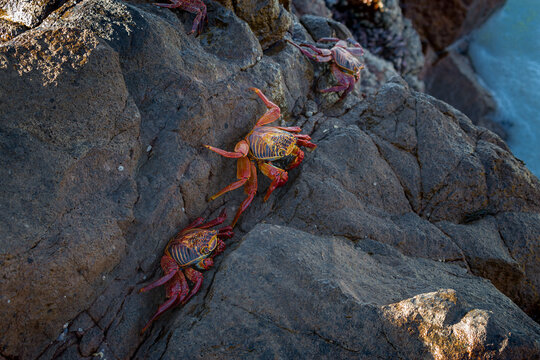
[217,0,293,49]
[0,17,28,42]
[257,80,540,323]
[425,49,507,139]
[292,0,332,18]
[437,212,540,323]
[400,0,507,52]
[0,0,310,357]
[0,0,62,27]
[133,224,540,358]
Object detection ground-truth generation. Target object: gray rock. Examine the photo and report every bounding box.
[425,50,507,139]
[133,224,540,358]
[400,0,507,52]
[0,0,62,27]
[292,0,332,18]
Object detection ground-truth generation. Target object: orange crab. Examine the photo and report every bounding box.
[139,209,233,333]
[205,88,316,227]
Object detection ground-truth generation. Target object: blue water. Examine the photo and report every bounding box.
[468,0,540,176]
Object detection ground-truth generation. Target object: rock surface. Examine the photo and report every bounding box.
[1,0,539,359]
[425,49,507,139]
[134,224,540,358]
[400,0,507,52]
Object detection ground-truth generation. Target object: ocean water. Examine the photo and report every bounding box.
[468,0,540,176]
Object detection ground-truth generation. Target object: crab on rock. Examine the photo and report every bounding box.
[287,37,365,100]
[154,0,207,36]
[139,209,233,333]
[205,88,316,227]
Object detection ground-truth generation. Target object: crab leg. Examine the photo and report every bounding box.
[139,255,180,293]
[287,40,332,62]
[141,271,189,333]
[295,136,317,149]
[205,140,249,158]
[182,268,204,305]
[231,161,258,227]
[250,88,281,126]
[209,157,251,201]
[154,0,207,35]
[258,162,289,202]
[321,63,356,100]
[286,146,304,171]
[196,208,227,229]
[212,238,227,257]
[196,258,214,270]
[274,126,301,133]
[218,227,234,238]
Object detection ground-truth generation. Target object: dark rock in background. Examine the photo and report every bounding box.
[0,0,539,359]
[399,0,509,138]
[292,0,332,18]
[400,0,507,53]
[425,49,507,139]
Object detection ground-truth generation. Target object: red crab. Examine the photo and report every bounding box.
[205,88,316,227]
[139,209,233,333]
[154,0,207,36]
[287,37,365,100]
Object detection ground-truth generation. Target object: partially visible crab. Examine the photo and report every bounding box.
[287,37,365,100]
[205,88,316,227]
[154,0,207,36]
[139,209,233,333]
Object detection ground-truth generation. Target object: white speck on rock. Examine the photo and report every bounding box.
[7,299,10,304]
[78,328,83,332]
[143,275,147,280]
[373,182,377,186]
[146,145,152,152]
[118,165,124,171]
[63,322,69,329]
[333,125,339,129]
[306,111,313,117]
[102,275,106,280]
[182,207,185,212]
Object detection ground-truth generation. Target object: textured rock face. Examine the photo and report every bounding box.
[1,0,539,359]
[217,0,293,49]
[135,225,540,358]
[425,50,507,139]
[0,0,62,27]
[400,0,507,52]
[292,0,332,18]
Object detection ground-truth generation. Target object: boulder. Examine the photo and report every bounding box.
[217,0,293,49]
[400,0,507,52]
[133,224,540,358]
[0,0,62,27]
[291,0,332,18]
[425,49,507,139]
